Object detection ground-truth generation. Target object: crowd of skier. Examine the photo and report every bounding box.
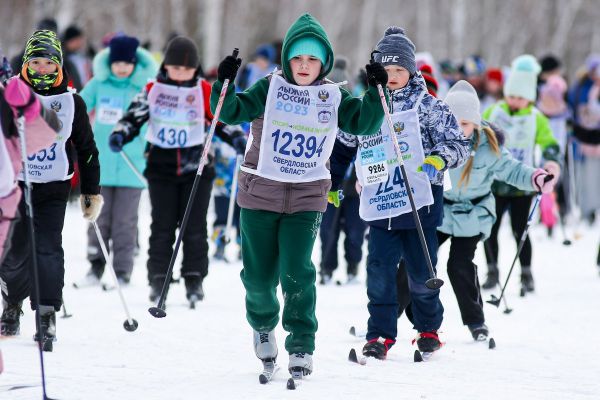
[0,13,598,386]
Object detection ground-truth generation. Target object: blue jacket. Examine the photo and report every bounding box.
[330,73,470,230]
[80,47,157,188]
[438,126,536,239]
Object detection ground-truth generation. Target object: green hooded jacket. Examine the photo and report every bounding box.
[210,13,384,136]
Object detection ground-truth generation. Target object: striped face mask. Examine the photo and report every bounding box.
[27,66,58,91]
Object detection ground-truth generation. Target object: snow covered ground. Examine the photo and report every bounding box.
[2,192,600,400]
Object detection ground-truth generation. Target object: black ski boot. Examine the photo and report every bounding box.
[34,305,56,352]
[482,264,499,289]
[1,301,23,336]
[468,323,489,341]
[185,276,204,308]
[362,337,395,360]
[319,269,332,285]
[149,275,167,303]
[415,331,441,353]
[520,266,534,296]
[347,262,358,283]
[213,242,227,261]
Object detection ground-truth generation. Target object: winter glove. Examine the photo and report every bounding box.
[531,169,557,194]
[365,60,388,87]
[418,155,446,180]
[4,77,40,122]
[232,135,247,155]
[80,194,104,222]
[217,55,242,83]
[108,132,125,152]
[327,190,344,208]
[543,160,561,181]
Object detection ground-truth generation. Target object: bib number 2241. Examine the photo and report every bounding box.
[271,129,326,158]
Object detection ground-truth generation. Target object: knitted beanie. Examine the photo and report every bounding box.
[374,27,416,75]
[486,68,503,83]
[109,35,139,64]
[444,80,481,126]
[287,37,327,65]
[163,36,199,68]
[23,29,63,66]
[503,55,541,102]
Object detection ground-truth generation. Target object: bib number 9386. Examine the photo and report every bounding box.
[271,129,326,159]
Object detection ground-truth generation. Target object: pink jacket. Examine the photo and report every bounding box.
[0,115,56,260]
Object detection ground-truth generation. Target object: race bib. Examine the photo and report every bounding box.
[146,82,205,149]
[254,74,341,183]
[356,108,433,221]
[489,105,537,165]
[357,133,389,185]
[97,96,124,125]
[19,92,73,183]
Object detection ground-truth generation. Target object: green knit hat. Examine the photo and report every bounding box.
[287,37,327,65]
[22,30,63,67]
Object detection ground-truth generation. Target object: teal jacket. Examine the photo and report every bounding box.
[438,128,537,239]
[80,47,157,188]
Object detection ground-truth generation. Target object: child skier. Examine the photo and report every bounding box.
[482,55,561,293]
[430,80,556,340]
[0,30,102,348]
[80,35,157,284]
[109,36,246,305]
[330,27,470,360]
[211,13,387,378]
[0,78,59,262]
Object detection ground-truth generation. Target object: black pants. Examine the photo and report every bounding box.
[147,174,213,283]
[397,232,484,326]
[484,194,534,269]
[0,181,70,311]
[319,198,367,272]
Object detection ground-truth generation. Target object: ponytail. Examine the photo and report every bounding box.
[457,124,501,189]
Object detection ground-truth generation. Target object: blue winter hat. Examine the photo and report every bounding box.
[374,27,416,75]
[254,44,276,63]
[287,37,327,66]
[109,35,139,64]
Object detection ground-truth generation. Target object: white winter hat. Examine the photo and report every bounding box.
[444,80,481,126]
[503,55,541,102]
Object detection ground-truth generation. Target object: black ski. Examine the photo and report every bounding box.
[349,326,366,338]
[348,348,367,365]
[286,367,304,390]
[258,360,278,384]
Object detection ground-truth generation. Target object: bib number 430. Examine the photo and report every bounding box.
[271,129,326,158]
[157,128,187,147]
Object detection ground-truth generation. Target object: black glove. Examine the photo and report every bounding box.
[217,55,242,83]
[109,132,125,152]
[365,60,388,87]
[232,134,247,155]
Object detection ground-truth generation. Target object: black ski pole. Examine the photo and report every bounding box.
[483,240,512,314]
[16,113,55,400]
[373,81,443,290]
[149,48,240,318]
[487,177,552,308]
[61,297,72,319]
[89,217,138,331]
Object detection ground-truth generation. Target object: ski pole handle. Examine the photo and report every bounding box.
[196,48,239,178]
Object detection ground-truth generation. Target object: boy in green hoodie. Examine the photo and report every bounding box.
[211,13,387,378]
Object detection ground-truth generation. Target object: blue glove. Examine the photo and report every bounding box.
[232,135,247,155]
[108,133,124,152]
[418,155,446,180]
[421,163,438,180]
